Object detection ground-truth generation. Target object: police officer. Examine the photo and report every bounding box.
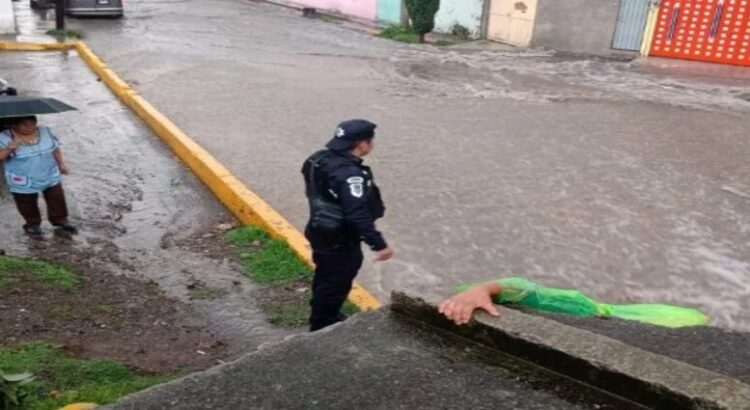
[302,119,393,331]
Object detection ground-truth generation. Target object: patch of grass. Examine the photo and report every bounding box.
[0,274,17,289]
[94,304,115,314]
[342,301,361,316]
[318,13,345,24]
[0,342,175,410]
[227,226,362,329]
[50,304,76,320]
[242,241,312,283]
[189,286,227,301]
[225,226,268,246]
[226,227,312,284]
[0,256,79,290]
[263,303,308,328]
[378,25,420,44]
[45,29,85,39]
[263,301,360,328]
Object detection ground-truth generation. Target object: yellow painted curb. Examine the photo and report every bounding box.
[0,41,75,51]
[58,404,97,410]
[73,42,381,310]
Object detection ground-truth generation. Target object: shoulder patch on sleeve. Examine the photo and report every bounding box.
[349,183,364,198]
[346,176,364,184]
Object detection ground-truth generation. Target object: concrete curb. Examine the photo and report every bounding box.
[0,41,74,51]
[391,291,750,410]
[0,40,381,311]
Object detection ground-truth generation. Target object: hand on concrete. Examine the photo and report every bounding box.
[439,283,501,325]
[374,246,394,262]
[59,164,70,175]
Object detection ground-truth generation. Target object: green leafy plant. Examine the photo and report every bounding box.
[404,0,441,43]
[0,370,35,410]
[450,23,470,39]
[378,25,420,44]
[0,343,175,409]
[45,29,85,39]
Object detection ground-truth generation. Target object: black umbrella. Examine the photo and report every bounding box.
[0,96,77,118]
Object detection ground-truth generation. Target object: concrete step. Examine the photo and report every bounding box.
[102,292,750,410]
[392,292,750,410]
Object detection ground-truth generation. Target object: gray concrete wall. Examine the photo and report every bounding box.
[530,0,624,56]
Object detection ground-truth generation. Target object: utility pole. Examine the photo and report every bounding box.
[55,0,65,31]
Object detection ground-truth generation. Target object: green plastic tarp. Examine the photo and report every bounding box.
[459,277,709,328]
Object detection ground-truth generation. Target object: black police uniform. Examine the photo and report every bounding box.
[302,119,387,331]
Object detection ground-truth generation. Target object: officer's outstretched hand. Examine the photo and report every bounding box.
[374,246,394,262]
[439,282,501,325]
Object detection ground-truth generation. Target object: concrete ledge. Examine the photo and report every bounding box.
[391,291,750,410]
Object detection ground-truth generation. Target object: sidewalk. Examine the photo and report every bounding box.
[0,40,296,380]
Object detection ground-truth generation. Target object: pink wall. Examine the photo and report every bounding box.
[292,0,377,21]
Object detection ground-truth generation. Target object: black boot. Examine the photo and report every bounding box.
[23,225,43,238]
[52,222,78,235]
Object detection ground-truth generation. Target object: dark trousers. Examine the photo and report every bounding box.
[309,248,363,332]
[11,183,69,228]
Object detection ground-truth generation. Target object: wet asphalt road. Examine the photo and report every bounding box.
[7,0,750,330]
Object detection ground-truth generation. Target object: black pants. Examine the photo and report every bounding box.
[309,247,363,332]
[11,183,69,229]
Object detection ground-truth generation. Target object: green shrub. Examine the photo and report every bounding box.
[404,0,441,43]
[0,370,35,410]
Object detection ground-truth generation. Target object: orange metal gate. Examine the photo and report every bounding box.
[650,0,750,66]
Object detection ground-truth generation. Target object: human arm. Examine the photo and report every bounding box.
[53,148,69,175]
[0,140,18,161]
[334,167,392,259]
[438,281,502,325]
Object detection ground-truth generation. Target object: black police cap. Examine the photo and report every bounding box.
[326,119,377,151]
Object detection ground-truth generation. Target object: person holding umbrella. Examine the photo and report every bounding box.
[0,96,78,238]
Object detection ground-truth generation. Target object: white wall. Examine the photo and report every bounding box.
[0,0,15,34]
[434,0,484,38]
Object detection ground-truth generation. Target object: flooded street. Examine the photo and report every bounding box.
[5,0,750,330]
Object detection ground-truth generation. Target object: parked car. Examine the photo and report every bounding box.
[65,0,123,17]
[30,0,54,10]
